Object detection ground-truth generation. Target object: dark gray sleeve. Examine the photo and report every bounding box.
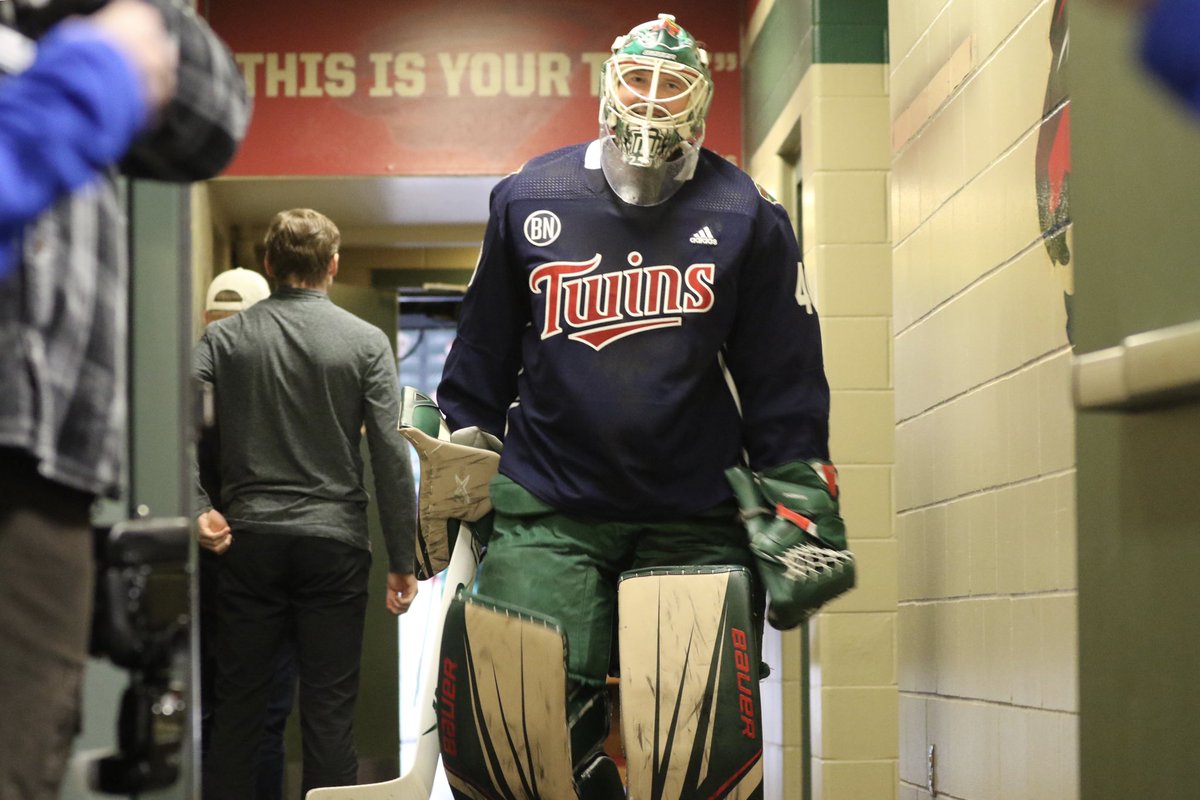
[191,335,215,515]
[363,335,417,573]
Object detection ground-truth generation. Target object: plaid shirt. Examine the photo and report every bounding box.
[0,0,250,497]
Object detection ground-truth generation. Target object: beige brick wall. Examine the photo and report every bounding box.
[889,1,1078,798]
[747,28,897,800]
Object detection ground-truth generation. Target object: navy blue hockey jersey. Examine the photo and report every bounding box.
[438,141,830,520]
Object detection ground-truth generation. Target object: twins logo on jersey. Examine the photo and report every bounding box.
[530,251,716,351]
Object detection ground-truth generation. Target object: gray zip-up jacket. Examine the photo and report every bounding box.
[193,287,416,572]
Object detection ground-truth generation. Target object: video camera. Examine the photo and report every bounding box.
[88,517,191,796]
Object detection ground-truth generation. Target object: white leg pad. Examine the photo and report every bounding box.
[618,566,764,800]
[438,594,583,799]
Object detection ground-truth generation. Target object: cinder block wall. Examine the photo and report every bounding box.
[889,1,1078,798]
[743,1,896,798]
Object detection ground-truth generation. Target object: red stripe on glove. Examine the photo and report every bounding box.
[775,503,816,535]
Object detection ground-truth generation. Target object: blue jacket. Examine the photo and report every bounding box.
[0,22,146,278]
[1142,0,1200,114]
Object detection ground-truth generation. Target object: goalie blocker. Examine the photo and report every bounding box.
[436,567,764,799]
[726,460,855,629]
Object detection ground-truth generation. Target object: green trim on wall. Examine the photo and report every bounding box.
[813,0,887,25]
[814,23,887,63]
[744,0,812,160]
[743,0,887,159]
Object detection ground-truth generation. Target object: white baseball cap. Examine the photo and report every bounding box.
[205,268,271,312]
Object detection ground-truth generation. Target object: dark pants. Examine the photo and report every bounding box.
[256,648,297,799]
[200,550,298,800]
[203,531,370,800]
[0,455,94,800]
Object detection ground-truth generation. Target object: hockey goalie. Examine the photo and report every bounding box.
[309,11,853,800]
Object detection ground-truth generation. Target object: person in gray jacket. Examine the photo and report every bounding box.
[194,208,418,799]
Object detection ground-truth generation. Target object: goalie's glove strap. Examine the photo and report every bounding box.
[725,466,772,524]
[729,460,847,552]
[448,425,504,453]
[774,503,818,536]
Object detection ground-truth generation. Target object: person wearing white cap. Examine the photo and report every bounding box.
[204,267,271,324]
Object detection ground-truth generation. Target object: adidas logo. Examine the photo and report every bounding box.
[689,226,719,246]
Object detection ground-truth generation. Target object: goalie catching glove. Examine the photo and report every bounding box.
[726,460,855,629]
[397,387,501,579]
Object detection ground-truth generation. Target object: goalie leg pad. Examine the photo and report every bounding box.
[618,566,765,800]
[436,592,617,800]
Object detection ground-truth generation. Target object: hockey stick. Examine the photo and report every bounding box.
[306,526,480,800]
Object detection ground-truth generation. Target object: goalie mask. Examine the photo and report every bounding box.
[599,13,713,171]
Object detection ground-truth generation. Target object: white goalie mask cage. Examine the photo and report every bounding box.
[598,15,714,169]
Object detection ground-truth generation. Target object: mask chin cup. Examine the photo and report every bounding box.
[599,135,698,207]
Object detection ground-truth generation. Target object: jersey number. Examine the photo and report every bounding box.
[795,261,814,315]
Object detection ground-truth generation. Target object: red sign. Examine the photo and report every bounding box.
[204,1,741,177]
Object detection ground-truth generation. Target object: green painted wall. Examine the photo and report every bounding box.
[1071,4,1200,799]
[66,182,195,800]
[128,182,196,800]
[742,0,887,158]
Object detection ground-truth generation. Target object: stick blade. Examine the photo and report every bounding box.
[305,770,432,800]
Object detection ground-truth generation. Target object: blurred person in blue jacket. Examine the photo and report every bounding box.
[0,2,249,798]
[1140,0,1200,113]
[0,0,178,277]
[1106,0,1200,114]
